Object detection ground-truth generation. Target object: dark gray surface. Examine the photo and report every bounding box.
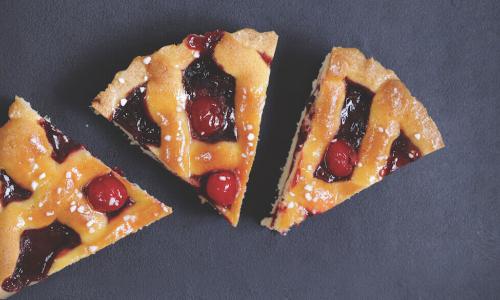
[1,0,499,299]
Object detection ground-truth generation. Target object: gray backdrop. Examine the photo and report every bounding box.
[1,0,499,299]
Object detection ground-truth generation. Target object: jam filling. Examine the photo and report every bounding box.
[380,132,421,177]
[295,96,316,156]
[0,169,32,207]
[2,221,81,293]
[288,95,316,188]
[314,79,374,183]
[259,52,273,66]
[185,29,224,54]
[183,30,237,143]
[39,119,83,163]
[113,84,161,148]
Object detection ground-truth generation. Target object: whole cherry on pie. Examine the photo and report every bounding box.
[189,96,225,137]
[85,173,129,213]
[205,171,239,207]
[325,139,359,178]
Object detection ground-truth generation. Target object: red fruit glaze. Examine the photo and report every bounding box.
[189,96,225,137]
[186,34,205,51]
[325,139,359,178]
[85,173,128,213]
[1,221,80,293]
[379,132,421,177]
[259,52,273,66]
[205,171,239,207]
[185,30,224,53]
[313,80,374,183]
[183,29,236,143]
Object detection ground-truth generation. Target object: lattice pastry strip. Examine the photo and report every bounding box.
[92,29,278,226]
[263,48,444,234]
[0,98,171,298]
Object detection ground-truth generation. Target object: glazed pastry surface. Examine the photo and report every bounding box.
[0,98,171,298]
[92,29,278,225]
[263,48,444,234]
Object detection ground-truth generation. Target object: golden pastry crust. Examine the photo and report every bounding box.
[91,29,278,226]
[0,98,171,298]
[263,48,444,234]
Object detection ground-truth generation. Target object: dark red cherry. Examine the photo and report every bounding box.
[186,34,206,51]
[185,30,224,53]
[325,139,359,178]
[85,173,128,213]
[205,171,239,207]
[189,96,225,137]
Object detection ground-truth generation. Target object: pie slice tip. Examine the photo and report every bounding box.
[91,28,278,226]
[0,97,172,298]
[263,47,444,234]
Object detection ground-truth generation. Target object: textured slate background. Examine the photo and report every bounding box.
[1,0,499,299]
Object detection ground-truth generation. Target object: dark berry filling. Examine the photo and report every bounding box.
[0,169,32,207]
[290,167,302,188]
[185,29,224,54]
[113,84,161,148]
[271,92,317,226]
[198,170,239,208]
[84,173,129,213]
[39,119,83,164]
[380,132,421,177]
[183,30,237,143]
[259,52,273,66]
[295,96,316,155]
[2,221,81,293]
[287,95,316,188]
[315,79,374,182]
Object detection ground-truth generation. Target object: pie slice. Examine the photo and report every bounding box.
[0,98,172,298]
[91,28,278,226]
[262,48,444,234]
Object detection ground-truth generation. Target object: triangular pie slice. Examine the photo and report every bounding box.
[92,28,278,226]
[0,98,172,298]
[262,48,444,234]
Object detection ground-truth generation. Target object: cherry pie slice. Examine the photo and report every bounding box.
[92,28,278,226]
[262,48,444,234]
[0,98,172,298]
